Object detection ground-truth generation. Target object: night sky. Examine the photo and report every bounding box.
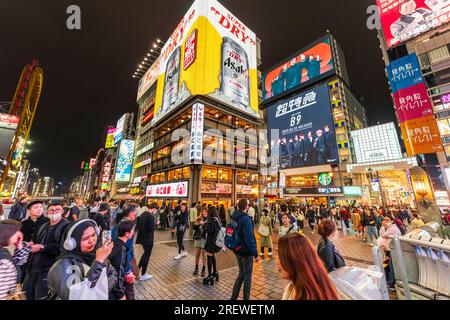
[0,0,395,181]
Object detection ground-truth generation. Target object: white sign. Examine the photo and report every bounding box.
[236,185,253,194]
[343,186,362,196]
[137,57,161,101]
[190,103,205,163]
[115,140,135,182]
[146,181,189,198]
[114,114,126,145]
[351,122,403,164]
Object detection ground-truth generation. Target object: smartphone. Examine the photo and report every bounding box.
[102,230,112,242]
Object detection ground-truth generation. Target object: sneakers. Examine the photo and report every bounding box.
[175,251,187,260]
[259,252,264,256]
[181,250,188,257]
[268,251,273,256]
[140,274,153,281]
[388,285,396,292]
[174,254,182,260]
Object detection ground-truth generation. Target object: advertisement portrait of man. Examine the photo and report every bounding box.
[390,0,433,39]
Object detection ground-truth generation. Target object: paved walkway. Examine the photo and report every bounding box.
[133,224,376,300]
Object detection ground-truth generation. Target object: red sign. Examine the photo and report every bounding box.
[89,158,96,169]
[184,29,198,70]
[101,162,111,190]
[377,0,450,48]
[0,114,20,130]
[393,82,434,123]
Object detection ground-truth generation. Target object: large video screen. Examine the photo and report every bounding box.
[267,84,338,169]
[377,0,450,48]
[262,36,335,102]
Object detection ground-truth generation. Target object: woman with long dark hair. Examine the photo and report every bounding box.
[203,206,221,285]
[277,232,338,300]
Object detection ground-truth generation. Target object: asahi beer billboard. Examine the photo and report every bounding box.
[267,84,338,169]
[153,0,259,125]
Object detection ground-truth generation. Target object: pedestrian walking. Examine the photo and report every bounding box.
[278,233,338,300]
[136,203,157,281]
[203,206,222,285]
[258,209,273,257]
[189,202,198,238]
[306,206,316,233]
[174,202,189,260]
[193,208,208,277]
[230,199,259,300]
[93,203,111,233]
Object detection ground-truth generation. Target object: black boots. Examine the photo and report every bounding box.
[193,265,199,276]
[203,274,214,285]
[200,266,206,277]
[213,272,219,282]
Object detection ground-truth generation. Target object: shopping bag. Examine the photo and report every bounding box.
[69,268,109,300]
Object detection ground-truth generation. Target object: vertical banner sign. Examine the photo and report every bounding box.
[101,162,111,190]
[89,158,96,169]
[190,103,205,163]
[115,140,135,182]
[387,53,443,155]
[184,29,198,70]
[105,133,115,148]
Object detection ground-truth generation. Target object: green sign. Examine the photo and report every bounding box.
[84,162,89,171]
[318,173,332,186]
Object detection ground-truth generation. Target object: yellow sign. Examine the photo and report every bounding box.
[105,133,115,149]
[153,0,259,125]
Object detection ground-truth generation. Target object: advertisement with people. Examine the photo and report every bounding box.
[267,84,338,169]
[115,139,135,182]
[153,0,259,126]
[262,36,335,102]
[376,0,450,48]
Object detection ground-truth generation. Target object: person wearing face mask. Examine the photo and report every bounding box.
[317,219,345,273]
[22,200,70,300]
[47,219,117,300]
[21,200,49,242]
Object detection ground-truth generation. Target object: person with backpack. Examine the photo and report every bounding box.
[22,200,70,300]
[229,199,259,300]
[203,207,222,285]
[258,209,273,257]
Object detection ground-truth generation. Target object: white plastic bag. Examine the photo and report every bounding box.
[329,266,384,300]
[69,268,109,300]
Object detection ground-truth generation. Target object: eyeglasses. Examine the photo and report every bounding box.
[48,209,63,214]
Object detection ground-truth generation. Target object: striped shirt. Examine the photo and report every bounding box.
[0,258,17,300]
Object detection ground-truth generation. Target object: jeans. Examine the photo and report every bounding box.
[177,230,186,254]
[231,255,254,300]
[138,244,153,275]
[366,225,378,243]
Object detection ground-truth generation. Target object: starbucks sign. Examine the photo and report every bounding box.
[318,173,332,186]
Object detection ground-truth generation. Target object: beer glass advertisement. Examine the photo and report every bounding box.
[115,139,135,182]
[262,36,335,102]
[153,0,259,126]
[376,0,450,48]
[267,84,338,169]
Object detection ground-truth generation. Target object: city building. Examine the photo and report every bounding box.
[31,176,54,197]
[131,0,263,209]
[262,33,368,205]
[375,0,450,221]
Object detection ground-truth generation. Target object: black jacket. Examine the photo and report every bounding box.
[136,212,155,246]
[204,217,221,254]
[21,215,50,242]
[27,219,69,273]
[108,239,127,300]
[317,237,345,273]
[175,209,188,232]
[9,202,27,221]
[93,213,110,232]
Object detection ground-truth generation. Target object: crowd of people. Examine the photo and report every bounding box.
[0,194,434,300]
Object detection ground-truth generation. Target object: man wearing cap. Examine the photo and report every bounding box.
[93,203,110,232]
[21,200,49,242]
[22,200,69,300]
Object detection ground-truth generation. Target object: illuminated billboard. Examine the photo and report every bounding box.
[153,0,259,126]
[400,115,443,155]
[0,114,19,159]
[115,139,135,182]
[377,0,450,48]
[267,84,338,169]
[262,36,335,102]
[137,57,161,101]
[114,114,126,145]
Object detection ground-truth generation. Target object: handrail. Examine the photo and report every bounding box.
[390,234,450,251]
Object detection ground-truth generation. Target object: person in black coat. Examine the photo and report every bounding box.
[317,219,345,273]
[109,220,135,300]
[174,202,189,259]
[9,196,29,221]
[93,203,110,232]
[21,200,49,242]
[22,201,69,300]
[136,203,157,280]
[203,206,222,285]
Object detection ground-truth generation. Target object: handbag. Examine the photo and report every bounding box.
[258,224,270,237]
[193,226,202,240]
[178,224,186,232]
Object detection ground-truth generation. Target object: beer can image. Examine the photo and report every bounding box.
[220,37,250,110]
[161,46,181,115]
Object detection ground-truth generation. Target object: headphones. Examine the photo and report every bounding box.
[63,219,100,251]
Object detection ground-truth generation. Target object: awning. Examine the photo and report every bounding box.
[113,194,129,200]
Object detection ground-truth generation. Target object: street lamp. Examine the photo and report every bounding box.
[153,43,162,50]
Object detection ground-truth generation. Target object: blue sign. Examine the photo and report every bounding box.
[267,84,338,169]
[387,54,423,94]
[115,139,135,182]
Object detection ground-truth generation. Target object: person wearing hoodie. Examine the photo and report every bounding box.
[377,214,401,291]
[230,199,260,301]
[47,219,117,300]
[22,200,70,300]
